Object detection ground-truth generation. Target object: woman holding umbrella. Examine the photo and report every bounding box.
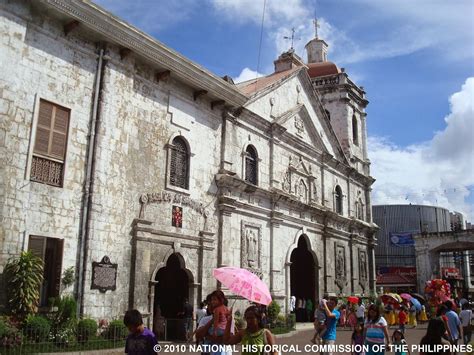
[224,306,278,355]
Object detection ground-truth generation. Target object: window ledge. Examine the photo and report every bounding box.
[165,183,191,196]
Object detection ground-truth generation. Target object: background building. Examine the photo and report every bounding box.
[414,229,474,298]
[373,204,451,292]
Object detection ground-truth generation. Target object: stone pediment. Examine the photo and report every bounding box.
[272,104,328,154]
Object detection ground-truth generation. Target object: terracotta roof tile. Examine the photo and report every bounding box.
[376,273,416,285]
[237,67,301,95]
[307,62,340,77]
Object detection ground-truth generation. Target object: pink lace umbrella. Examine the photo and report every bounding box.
[400,293,412,301]
[213,267,272,306]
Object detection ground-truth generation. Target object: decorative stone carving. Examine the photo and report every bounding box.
[313,182,319,202]
[359,250,368,289]
[296,179,307,203]
[334,244,347,291]
[282,171,291,193]
[139,191,208,217]
[241,221,262,272]
[294,116,304,136]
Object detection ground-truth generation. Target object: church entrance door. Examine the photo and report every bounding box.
[154,253,190,341]
[290,235,317,322]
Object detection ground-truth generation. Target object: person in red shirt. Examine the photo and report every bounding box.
[398,307,408,334]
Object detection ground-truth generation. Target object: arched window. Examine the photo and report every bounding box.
[335,185,343,215]
[352,115,359,146]
[245,145,258,185]
[169,137,189,189]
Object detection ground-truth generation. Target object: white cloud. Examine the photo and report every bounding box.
[210,0,474,66]
[233,67,265,83]
[210,0,310,28]
[370,77,474,221]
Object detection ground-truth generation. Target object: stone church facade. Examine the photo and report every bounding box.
[0,0,377,326]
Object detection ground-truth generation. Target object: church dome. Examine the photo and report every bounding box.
[307,61,340,77]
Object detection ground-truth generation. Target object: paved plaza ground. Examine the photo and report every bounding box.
[152,323,430,355]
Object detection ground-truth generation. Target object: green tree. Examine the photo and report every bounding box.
[267,301,281,325]
[4,251,44,320]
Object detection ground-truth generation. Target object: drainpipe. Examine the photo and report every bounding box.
[76,46,107,316]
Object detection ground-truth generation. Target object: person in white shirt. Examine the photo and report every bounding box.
[356,300,365,324]
[290,295,296,313]
[459,303,472,344]
[196,302,207,328]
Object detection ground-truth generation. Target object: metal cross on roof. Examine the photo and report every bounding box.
[313,18,320,39]
[283,27,300,50]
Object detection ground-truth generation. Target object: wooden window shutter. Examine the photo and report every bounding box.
[28,235,46,260]
[33,100,69,161]
[34,101,53,155]
[31,100,70,187]
[50,106,69,159]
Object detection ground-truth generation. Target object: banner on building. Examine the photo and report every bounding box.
[441,267,462,279]
[377,266,417,278]
[389,232,415,246]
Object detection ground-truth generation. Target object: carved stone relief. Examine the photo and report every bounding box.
[241,221,262,273]
[294,116,304,136]
[334,244,347,291]
[358,250,368,290]
[282,170,291,193]
[296,179,307,203]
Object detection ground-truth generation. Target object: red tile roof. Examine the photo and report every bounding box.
[377,273,416,285]
[237,67,301,95]
[307,62,340,77]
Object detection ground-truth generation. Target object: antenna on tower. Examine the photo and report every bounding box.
[283,28,300,51]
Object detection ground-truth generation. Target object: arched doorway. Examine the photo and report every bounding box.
[154,253,190,340]
[290,236,317,322]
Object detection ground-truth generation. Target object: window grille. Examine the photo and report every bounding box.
[245,146,258,185]
[169,137,189,189]
[30,99,69,187]
[335,185,343,214]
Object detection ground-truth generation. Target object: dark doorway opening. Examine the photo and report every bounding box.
[28,235,64,307]
[290,236,316,322]
[154,254,189,341]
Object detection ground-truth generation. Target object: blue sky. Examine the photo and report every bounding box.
[94,0,474,222]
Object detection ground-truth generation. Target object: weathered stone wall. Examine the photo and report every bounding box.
[81,46,224,318]
[0,2,96,306]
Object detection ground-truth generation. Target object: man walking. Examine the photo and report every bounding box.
[356,299,365,324]
[445,300,463,346]
[320,297,340,355]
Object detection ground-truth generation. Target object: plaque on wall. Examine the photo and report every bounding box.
[172,205,183,228]
[91,256,117,293]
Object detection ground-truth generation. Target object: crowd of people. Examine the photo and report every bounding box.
[303,296,472,355]
[120,294,473,355]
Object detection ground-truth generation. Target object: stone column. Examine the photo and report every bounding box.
[285,261,291,314]
[219,113,236,174]
[368,242,376,294]
[365,187,372,223]
[349,234,355,294]
[361,113,369,161]
[217,203,235,270]
[346,174,352,217]
[464,251,471,292]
